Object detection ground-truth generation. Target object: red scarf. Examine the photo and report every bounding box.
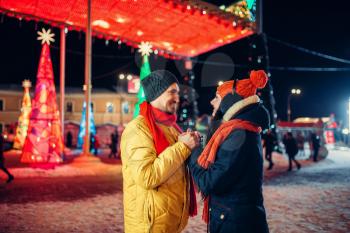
[197,119,262,223]
[140,102,197,216]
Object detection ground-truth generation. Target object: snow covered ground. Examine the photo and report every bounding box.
[0,149,349,233]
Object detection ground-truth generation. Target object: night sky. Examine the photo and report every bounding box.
[0,0,349,125]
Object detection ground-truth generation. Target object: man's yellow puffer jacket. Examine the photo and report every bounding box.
[120,115,192,233]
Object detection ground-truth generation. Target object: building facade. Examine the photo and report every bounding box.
[0,85,137,147]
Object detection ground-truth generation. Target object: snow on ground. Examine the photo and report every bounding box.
[0,149,349,233]
[263,150,350,233]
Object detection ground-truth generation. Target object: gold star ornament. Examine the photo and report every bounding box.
[37,28,55,45]
[138,41,153,57]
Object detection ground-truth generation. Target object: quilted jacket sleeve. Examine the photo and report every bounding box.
[122,121,191,190]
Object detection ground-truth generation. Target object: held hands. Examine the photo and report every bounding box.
[178,129,201,150]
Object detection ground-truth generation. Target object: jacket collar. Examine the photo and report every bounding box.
[223,95,260,122]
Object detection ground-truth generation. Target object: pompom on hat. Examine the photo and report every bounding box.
[217,70,268,99]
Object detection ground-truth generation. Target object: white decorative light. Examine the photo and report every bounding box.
[162,41,172,47]
[37,28,55,45]
[92,20,110,29]
[136,30,144,36]
[138,41,153,56]
[116,17,126,23]
[219,5,226,10]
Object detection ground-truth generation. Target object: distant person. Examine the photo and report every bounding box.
[108,131,118,159]
[92,134,99,156]
[263,129,277,170]
[66,131,73,148]
[89,133,99,155]
[296,132,305,157]
[0,133,14,183]
[311,133,321,162]
[89,133,94,152]
[283,132,301,171]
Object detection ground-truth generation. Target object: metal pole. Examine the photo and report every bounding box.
[83,0,92,155]
[287,94,291,122]
[60,27,66,139]
[256,0,263,34]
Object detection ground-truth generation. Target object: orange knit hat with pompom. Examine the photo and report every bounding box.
[217,70,268,99]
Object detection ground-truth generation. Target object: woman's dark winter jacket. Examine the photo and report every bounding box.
[189,98,270,233]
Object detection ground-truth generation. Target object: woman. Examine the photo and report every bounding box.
[189,70,270,233]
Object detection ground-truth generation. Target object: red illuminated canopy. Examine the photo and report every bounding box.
[0,0,255,58]
[278,121,323,128]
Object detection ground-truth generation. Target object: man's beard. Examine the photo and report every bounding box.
[166,103,178,114]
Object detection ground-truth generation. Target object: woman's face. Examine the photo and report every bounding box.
[210,93,222,117]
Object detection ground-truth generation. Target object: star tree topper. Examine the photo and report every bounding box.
[138,41,153,57]
[37,28,55,45]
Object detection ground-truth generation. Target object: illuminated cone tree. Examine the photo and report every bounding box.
[133,42,152,117]
[13,80,32,150]
[77,101,96,149]
[21,28,64,166]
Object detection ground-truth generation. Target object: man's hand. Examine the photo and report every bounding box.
[178,129,201,150]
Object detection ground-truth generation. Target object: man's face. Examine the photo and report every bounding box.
[151,83,180,114]
[210,93,222,117]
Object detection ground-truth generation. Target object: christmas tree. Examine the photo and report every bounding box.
[21,28,64,166]
[13,80,32,150]
[77,101,96,149]
[133,42,152,117]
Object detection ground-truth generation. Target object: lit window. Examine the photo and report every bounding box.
[106,102,114,113]
[122,101,129,114]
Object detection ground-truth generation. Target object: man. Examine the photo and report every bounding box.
[189,70,270,233]
[108,131,118,159]
[120,70,200,233]
[283,132,301,171]
[311,132,320,162]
